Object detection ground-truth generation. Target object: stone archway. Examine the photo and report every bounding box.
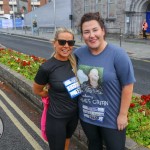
[125,0,150,36]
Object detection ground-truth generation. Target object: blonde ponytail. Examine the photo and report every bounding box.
[68,54,77,76]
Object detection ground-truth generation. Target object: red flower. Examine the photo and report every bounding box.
[138,108,144,112]
[0,48,5,51]
[140,101,146,105]
[21,60,27,66]
[141,94,150,102]
[27,61,30,65]
[16,58,21,63]
[130,103,135,108]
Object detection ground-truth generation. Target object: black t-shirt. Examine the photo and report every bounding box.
[34,57,78,118]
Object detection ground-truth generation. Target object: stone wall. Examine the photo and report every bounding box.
[0,63,42,108]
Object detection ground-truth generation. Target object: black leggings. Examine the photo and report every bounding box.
[46,114,78,150]
[80,120,126,150]
[143,29,147,38]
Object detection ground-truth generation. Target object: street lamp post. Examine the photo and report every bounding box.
[53,0,56,33]
[33,0,35,11]
[31,0,35,35]
[12,0,16,30]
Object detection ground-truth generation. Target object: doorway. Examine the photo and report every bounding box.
[146,12,150,33]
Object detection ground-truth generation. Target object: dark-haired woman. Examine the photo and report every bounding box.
[74,12,136,150]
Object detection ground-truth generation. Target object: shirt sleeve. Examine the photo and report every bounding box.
[114,49,136,86]
[34,65,49,85]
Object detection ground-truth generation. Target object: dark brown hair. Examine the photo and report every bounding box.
[80,12,106,35]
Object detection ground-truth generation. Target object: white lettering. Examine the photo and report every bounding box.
[92,100,108,106]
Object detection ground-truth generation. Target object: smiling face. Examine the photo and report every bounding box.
[53,32,74,61]
[88,68,99,88]
[82,20,106,54]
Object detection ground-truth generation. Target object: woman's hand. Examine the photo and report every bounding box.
[33,82,49,97]
[117,113,128,131]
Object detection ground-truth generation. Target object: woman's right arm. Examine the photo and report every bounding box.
[33,82,48,97]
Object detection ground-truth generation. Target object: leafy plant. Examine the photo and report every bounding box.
[127,94,150,148]
[0,48,46,80]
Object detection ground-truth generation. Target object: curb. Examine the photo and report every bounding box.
[0,44,6,48]
[0,31,82,46]
[124,38,150,45]
[1,31,50,42]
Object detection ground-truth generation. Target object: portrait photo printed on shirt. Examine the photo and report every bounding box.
[77,65,109,122]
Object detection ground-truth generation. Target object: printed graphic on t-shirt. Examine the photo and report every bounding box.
[77,65,103,94]
[83,105,105,122]
[63,76,81,98]
[77,65,108,122]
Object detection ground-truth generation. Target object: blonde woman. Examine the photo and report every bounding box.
[33,27,81,150]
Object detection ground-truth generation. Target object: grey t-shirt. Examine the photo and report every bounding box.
[74,43,136,129]
[34,57,78,118]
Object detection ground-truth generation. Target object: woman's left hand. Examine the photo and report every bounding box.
[117,114,128,131]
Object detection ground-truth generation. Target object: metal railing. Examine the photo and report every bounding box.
[106,27,122,47]
[0,26,123,47]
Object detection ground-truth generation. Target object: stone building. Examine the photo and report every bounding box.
[25,0,150,37]
[72,0,150,36]
[2,0,149,37]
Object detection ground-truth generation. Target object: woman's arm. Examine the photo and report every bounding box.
[117,83,134,130]
[33,82,48,97]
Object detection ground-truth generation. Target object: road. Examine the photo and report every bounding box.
[0,33,53,59]
[0,33,150,95]
[0,82,82,150]
[132,59,150,95]
[0,82,49,150]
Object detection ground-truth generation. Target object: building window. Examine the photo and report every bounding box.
[95,0,102,16]
[31,0,40,2]
[0,6,3,11]
[32,6,38,11]
[108,0,116,18]
[10,5,17,12]
[84,0,90,13]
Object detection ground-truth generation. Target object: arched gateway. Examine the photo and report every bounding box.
[125,0,150,36]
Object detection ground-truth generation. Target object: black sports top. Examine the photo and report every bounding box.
[34,57,78,118]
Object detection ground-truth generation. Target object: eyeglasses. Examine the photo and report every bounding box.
[57,39,75,46]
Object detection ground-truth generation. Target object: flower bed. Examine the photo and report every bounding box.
[0,48,150,148]
[127,95,150,148]
[0,48,46,81]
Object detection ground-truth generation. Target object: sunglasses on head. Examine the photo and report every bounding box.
[57,39,75,46]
